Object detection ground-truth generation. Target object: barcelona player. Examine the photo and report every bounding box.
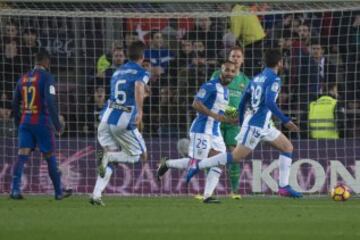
[11,51,71,200]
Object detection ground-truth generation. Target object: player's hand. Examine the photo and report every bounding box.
[284,121,300,132]
[135,111,143,127]
[56,115,66,136]
[216,115,238,125]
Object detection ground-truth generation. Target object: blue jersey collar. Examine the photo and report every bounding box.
[263,67,278,78]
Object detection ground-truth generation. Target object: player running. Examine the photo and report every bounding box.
[156,61,237,203]
[11,51,71,200]
[211,46,249,199]
[90,41,149,206]
[186,49,303,198]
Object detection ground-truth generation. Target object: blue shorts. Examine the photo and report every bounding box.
[18,124,55,153]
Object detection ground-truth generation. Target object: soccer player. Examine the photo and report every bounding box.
[11,51,71,200]
[156,61,237,203]
[186,49,303,198]
[90,41,149,206]
[211,46,249,199]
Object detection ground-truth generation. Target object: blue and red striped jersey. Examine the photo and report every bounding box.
[12,66,61,131]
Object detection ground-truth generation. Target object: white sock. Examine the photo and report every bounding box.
[106,151,140,163]
[198,153,228,169]
[92,166,113,199]
[204,167,222,199]
[166,158,190,169]
[279,153,292,188]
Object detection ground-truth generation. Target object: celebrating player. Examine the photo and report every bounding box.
[90,41,149,206]
[186,49,303,198]
[156,61,237,203]
[211,46,249,199]
[11,51,71,200]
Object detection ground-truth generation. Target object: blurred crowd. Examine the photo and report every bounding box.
[0,4,359,138]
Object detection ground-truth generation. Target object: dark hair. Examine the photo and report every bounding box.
[23,28,37,35]
[323,83,337,95]
[264,49,282,68]
[35,50,50,63]
[229,46,244,54]
[127,41,145,61]
[222,60,236,66]
[150,30,161,40]
[310,38,322,46]
[112,47,124,53]
[126,31,138,36]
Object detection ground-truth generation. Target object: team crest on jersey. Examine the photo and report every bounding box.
[49,85,56,95]
[271,82,280,92]
[197,88,206,98]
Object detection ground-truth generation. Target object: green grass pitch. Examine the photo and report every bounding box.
[0,196,359,240]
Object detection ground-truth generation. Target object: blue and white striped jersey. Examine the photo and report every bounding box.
[190,78,229,136]
[239,67,290,129]
[101,61,150,130]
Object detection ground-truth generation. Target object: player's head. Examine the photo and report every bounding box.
[264,49,283,71]
[128,41,146,63]
[228,46,244,70]
[220,60,236,86]
[35,50,50,69]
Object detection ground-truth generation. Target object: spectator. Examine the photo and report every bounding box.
[308,83,345,139]
[189,17,222,61]
[82,87,106,136]
[124,31,140,51]
[341,14,360,106]
[230,4,266,75]
[158,86,187,137]
[0,99,15,137]
[96,40,122,78]
[178,39,195,68]
[2,38,22,103]
[297,39,338,138]
[4,20,19,43]
[21,28,43,70]
[102,47,126,94]
[144,31,174,75]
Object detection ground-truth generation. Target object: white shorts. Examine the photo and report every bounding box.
[235,125,281,150]
[97,122,146,156]
[188,133,226,159]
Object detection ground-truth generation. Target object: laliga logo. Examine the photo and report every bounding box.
[252,159,360,193]
[39,146,95,192]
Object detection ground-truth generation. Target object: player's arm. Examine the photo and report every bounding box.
[238,83,251,125]
[12,81,22,127]
[265,80,299,132]
[44,75,62,133]
[134,81,145,125]
[134,73,149,126]
[192,85,235,124]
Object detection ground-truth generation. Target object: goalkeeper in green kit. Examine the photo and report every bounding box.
[211,46,249,199]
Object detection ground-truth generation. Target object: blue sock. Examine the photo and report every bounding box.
[46,155,62,197]
[227,152,233,164]
[11,155,29,195]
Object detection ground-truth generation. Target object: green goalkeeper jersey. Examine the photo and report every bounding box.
[211,70,250,109]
